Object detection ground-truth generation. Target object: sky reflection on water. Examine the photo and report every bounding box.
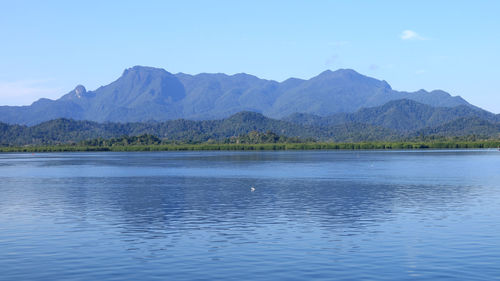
[0,150,499,280]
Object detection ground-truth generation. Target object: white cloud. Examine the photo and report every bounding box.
[0,79,63,106]
[400,30,427,40]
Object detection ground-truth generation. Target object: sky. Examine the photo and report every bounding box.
[1,0,499,113]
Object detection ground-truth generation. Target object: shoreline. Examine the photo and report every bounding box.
[1,141,499,152]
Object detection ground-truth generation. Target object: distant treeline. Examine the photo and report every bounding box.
[2,136,499,153]
[1,118,499,152]
[2,111,499,148]
[76,131,310,146]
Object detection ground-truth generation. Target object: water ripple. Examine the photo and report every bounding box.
[1,150,500,280]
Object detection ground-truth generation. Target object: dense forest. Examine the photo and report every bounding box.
[0,112,397,146]
[0,110,498,149]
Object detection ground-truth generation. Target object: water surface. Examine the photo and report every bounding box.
[1,150,499,280]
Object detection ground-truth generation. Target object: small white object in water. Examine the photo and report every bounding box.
[251,187,256,192]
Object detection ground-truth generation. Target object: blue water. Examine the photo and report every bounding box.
[1,150,499,280]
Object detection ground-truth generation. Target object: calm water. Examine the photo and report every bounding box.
[1,150,499,280]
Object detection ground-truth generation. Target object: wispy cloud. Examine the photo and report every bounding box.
[369,64,379,71]
[0,79,62,106]
[400,30,427,41]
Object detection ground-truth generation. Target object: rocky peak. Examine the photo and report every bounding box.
[74,85,87,98]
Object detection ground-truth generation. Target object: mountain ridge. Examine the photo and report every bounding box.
[0,66,476,125]
[284,99,499,131]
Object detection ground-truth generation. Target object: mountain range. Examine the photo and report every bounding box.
[0,66,475,125]
[0,66,499,144]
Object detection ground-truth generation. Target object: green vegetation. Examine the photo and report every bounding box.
[1,111,499,147]
[1,114,499,152]
[2,137,499,153]
[79,134,163,146]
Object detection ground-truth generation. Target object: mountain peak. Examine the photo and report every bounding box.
[74,85,87,98]
[227,111,267,121]
[314,69,367,81]
[121,65,170,78]
[231,72,259,79]
[58,84,89,101]
[319,68,360,76]
[310,68,391,91]
[333,68,359,75]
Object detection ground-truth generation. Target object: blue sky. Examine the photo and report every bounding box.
[1,0,499,112]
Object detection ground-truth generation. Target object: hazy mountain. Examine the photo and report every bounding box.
[0,66,475,125]
[176,73,281,119]
[269,69,394,117]
[59,67,186,122]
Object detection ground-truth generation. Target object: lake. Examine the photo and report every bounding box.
[1,150,499,280]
